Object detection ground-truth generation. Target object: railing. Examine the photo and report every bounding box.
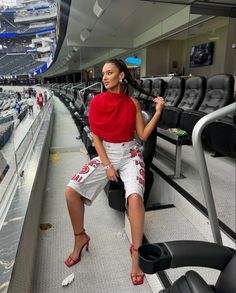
[192,102,236,245]
[78,82,103,109]
[72,82,86,89]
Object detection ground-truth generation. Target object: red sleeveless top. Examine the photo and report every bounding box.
[88,91,136,143]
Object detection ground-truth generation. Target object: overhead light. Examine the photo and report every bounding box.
[93,0,109,17]
[209,36,219,41]
[72,46,79,52]
[80,28,91,42]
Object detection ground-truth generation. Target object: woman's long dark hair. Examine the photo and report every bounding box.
[105,59,156,98]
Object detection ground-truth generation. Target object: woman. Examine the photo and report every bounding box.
[37,92,44,109]
[65,59,165,285]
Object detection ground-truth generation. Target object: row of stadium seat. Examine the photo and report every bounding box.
[159,74,234,133]
[0,54,44,75]
[53,73,235,162]
[155,74,235,159]
[0,123,14,149]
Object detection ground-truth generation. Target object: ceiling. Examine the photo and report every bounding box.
[43,0,233,77]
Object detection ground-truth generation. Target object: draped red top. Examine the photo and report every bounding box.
[88,91,136,143]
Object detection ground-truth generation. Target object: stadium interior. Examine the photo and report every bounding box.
[0,0,235,292]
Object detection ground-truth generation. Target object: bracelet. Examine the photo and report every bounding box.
[103,164,112,170]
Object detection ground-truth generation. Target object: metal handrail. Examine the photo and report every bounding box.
[79,82,103,93]
[72,82,86,89]
[78,82,103,110]
[192,102,236,245]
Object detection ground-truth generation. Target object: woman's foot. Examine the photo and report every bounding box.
[130,245,144,285]
[65,229,90,267]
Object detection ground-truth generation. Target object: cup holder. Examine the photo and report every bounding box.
[139,244,162,261]
[138,243,171,274]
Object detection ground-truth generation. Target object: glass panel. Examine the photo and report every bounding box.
[186,1,235,77]
[0,139,16,193]
[47,0,235,81]
[0,89,17,212]
[142,0,236,5]
[0,86,52,223]
[136,2,235,78]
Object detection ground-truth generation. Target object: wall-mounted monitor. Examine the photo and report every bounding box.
[189,42,214,68]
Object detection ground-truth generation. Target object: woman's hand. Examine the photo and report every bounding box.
[106,165,119,182]
[153,96,165,112]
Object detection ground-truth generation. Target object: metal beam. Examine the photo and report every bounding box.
[191,3,236,18]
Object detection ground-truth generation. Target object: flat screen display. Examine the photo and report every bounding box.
[189,42,214,67]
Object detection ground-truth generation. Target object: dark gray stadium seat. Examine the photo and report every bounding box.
[160,76,206,128]
[139,79,152,100]
[180,74,234,134]
[151,78,166,97]
[138,79,152,110]
[0,152,9,183]
[72,97,85,119]
[163,77,185,107]
[178,76,206,110]
[138,240,235,293]
[0,123,14,149]
[75,93,94,134]
[205,114,236,158]
[18,108,27,122]
[132,79,142,99]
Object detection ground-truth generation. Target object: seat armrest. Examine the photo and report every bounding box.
[185,271,215,293]
[138,240,235,274]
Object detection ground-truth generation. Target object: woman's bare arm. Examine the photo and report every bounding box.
[132,97,164,142]
[92,134,110,166]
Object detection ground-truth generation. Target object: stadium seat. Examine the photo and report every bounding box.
[0,123,14,149]
[160,76,206,128]
[138,240,235,293]
[76,93,94,136]
[163,77,185,107]
[0,151,9,183]
[205,113,236,158]
[72,96,85,120]
[155,74,234,178]
[179,74,234,134]
[151,78,166,97]
[138,79,153,110]
[131,79,142,99]
[139,79,152,99]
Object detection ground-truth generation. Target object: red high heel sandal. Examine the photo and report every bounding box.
[65,229,90,267]
[130,244,145,285]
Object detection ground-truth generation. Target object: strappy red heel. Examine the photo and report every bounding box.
[65,229,90,267]
[130,244,145,285]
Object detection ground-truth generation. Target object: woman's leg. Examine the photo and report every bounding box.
[127,194,145,280]
[65,187,88,265]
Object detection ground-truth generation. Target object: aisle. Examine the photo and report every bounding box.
[32,96,153,293]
